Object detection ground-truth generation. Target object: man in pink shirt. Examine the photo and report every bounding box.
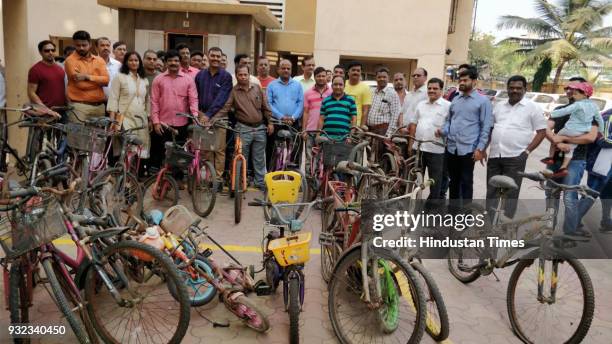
[150,49,199,173]
[176,43,200,79]
[302,67,332,171]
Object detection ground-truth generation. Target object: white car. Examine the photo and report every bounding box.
[552,95,612,112]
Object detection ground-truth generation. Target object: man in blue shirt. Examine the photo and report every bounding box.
[266,59,304,167]
[437,67,492,203]
[267,59,304,123]
[195,47,233,186]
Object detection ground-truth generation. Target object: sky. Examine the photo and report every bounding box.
[475,0,612,41]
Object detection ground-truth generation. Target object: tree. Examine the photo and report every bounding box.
[497,0,612,90]
[469,32,530,79]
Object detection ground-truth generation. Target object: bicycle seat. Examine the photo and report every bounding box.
[126,134,143,146]
[488,175,518,190]
[277,130,293,139]
[392,137,408,145]
[334,161,360,176]
[315,136,330,145]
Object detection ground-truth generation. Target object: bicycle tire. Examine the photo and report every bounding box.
[83,240,190,344]
[507,258,594,344]
[9,262,30,344]
[411,261,450,341]
[91,168,143,225]
[446,202,486,284]
[231,294,270,333]
[288,277,300,344]
[143,173,179,213]
[169,255,217,307]
[328,247,426,344]
[234,159,244,224]
[191,160,217,217]
[41,259,91,344]
[320,202,340,284]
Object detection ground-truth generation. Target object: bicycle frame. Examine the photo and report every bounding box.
[231,134,247,193]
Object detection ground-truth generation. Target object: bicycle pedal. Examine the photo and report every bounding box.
[318,232,335,246]
[254,280,273,296]
[201,248,213,258]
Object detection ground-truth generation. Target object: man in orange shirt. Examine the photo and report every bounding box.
[64,30,109,122]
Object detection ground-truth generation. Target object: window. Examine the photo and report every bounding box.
[240,0,286,29]
[448,0,458,34]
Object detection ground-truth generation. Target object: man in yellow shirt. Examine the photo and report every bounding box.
[344,61,372,126]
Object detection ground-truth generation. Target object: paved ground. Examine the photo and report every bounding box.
[1,143,611,343]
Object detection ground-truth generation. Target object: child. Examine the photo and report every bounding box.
[542,82,603,177]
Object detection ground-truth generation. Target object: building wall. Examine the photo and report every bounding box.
[446,0,473,65]
[119,9,255,57]
[266,0,315,53]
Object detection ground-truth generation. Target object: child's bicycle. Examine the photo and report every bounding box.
[248,171,325,344]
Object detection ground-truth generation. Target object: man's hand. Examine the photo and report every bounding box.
[551,135,566,144]
[557,143,571,153]
[282,116,294,125]
[153,123,164,136]
[74,73,89,81]
[267,124,274,135]
[399,127,409,135]
[435,128,443,138]
[198,115,209,125]
[473,149,486,166]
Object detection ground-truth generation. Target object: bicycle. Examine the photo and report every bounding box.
[177,112,218,217]
[248,171,322,344]
[215,119,268,224]
[447,171,598,343]
[324,199,427,343]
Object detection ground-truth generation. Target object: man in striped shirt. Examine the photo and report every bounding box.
[303,67,332,170]
[319,76,357,141]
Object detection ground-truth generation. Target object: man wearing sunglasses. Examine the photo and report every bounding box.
[27,40,65,119]
[400,67,428,131]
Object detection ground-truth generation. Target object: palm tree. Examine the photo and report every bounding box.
[497,0,612,90]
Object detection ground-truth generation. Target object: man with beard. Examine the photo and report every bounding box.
[28,40,65,118]
[436,67,492,204]
[64,30,109,122]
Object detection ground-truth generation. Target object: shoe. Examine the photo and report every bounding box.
[540,157,555,165]
[600,224,612,233]
[550,168,568,179]
[566,229,592,238]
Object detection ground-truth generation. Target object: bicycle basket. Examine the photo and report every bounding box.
[65,122,108,153]
[161,205,198,236]
[0,194,67,259]
[191,126,222,152]
[322,142,354,168]
[164,143,194,169]
[268,232,311,266]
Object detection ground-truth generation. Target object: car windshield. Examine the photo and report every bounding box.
[525,93,535,99]
[533,95,554,103]
[496,91,508,98]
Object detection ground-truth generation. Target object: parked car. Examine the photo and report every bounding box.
[551,95,611,112]
[363,80,394,92]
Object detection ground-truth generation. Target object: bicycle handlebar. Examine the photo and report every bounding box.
[248,197,333,227]
[518,171,600,198]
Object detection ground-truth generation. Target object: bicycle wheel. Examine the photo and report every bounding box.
[191,160,217,217]
[288,277,301,343]
[41,259,91,344]
[356,167,386,202]
[320,203,340,283]
[411,261,450,341]
[328,247,426,344]
[92,168,143,225]
[168,255,217,307]
[234,159,244,224]
[229,294,270,332]
[143,173,179,213]
[9,262,30,344]
[84,240,190,344]
[507,258,594,344]
[446,203,485,284]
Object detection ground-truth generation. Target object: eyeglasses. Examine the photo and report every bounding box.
[43,49,56,53]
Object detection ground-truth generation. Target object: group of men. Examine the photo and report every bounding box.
[21,30,611,235]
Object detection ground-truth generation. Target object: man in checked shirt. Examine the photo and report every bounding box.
[362,66,401,160]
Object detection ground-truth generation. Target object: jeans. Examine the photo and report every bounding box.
[577,167,612,227]
[485,153,528,218]
[421,152,446,200]
[149,124,188,180]
[561,160,586,234]
[237,123,267,188]
[446,150,475,203]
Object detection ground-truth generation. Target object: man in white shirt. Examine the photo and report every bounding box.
[293,56,316,92]
[231,54,261,87]
[486,75,547,217]
[401,67,428,129]
[409,77,450,201]
[96,37,121,100]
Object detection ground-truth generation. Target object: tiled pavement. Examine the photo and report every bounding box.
[1,144,611,343]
